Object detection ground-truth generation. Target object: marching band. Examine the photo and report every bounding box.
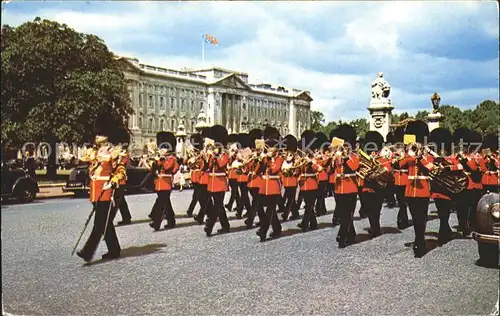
[74,117,499,263]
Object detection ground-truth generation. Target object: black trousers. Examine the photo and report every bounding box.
[407,197,429,250]
[327,182,334,197]
[434,198,453,241]
[394,185,409,224]
[246,187,264,228]
[81,200,120,257]
[115,187,131,222]
[332,193,340,224]
[187,183,203,215]
[282,186,298,219]
[336,193,357,242]
[300,190,318,230]
[258,195,282,236]
[151,190,175,229]
[457,189,482,230]
[237,182,252,216]
[358,191,368,218]
[293,191,304,214]
[206,191,230,232]
[315,181,328,215]
[364,191,383,235]
[226,179,241,210]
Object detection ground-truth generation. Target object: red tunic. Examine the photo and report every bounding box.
[89,160,114,202]
[316,156,329,182]
[259,156,284,196]
[227,156,238,180]
[458,154,483,190]
[482,155,499,186]
[299,162,321,191]
[154,156,178,191]
[333,153,360,195]
[400,154,434,198]
[247,160,263,189]
[207,153,229,193]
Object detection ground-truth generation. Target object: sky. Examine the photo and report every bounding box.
[2,1,499,122]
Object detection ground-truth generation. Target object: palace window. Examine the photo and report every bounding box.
[138,117,142,128]
[139,94,143,107]
[191,100,195,111]
[160,119,164,131]
[149,95,153,108]
[160,97,164,109]
[242,103,246,110]
[149,118,153,130]
[181,99,185,110]
[171,119,175,130]
[191,120,195,132]
[170,98,175,109]
[200,102,204,110]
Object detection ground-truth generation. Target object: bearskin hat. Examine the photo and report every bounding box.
[200,127,211,139]
[298,130,316,152]
[238,133,252,149]
[429,127,452,154]
[393,126,405,143]
[210,125,228,146]
[330,124,357,149]
[228,133,239,144]
[363,131,384,154]
[483,133,499,151]
[189,133,203,151]
[157,132,176,152]
[386,131,395,144]
[453,127,471,147]
[469,130,483,151]
[284,134,298,152]
[264,126,280,148]
[404,120,429,144]
[248,129,263,149]
[314,132,329,152]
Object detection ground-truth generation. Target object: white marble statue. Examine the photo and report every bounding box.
[371,72,391,100]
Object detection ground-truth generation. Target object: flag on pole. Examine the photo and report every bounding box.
[204,34,218,46]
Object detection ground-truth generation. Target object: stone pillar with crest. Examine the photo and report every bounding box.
[368,72,394,141]
[427,92,443,132]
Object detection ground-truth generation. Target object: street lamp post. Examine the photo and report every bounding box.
[428,92,443,132]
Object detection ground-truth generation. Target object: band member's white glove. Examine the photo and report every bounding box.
[408,150,416,157]
[103,182,113,191]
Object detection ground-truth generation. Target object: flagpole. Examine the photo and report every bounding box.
[201,34,205,64]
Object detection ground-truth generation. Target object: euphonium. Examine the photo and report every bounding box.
[424,146,468,195]
[356,149,393,189]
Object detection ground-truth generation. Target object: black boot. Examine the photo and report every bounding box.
[76,250,92,262]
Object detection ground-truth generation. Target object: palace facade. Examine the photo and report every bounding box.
[117,57,312,151]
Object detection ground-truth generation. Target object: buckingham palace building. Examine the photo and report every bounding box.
[117,57,312,151]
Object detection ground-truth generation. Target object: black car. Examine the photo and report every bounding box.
[62,164,154,197]
[1,163,39,203]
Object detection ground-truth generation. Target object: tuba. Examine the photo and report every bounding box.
[425,147,468,195]
[357,149,393,189]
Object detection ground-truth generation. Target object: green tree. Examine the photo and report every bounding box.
[310,110,325,132]
[350,118,369,137]
[1,18,133,176]
[415,110,429,122]
[391,112,410,124]
[472,100,500,134]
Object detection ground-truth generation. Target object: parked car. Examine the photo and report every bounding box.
[62,164,155,197]
[1,163,39,203]
[472,192,499,268]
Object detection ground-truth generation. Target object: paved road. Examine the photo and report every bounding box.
[2,191,498,316]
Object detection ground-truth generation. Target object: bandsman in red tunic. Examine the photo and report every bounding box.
[297,152,323,232]
[234,146,252,219]
[481,133,499,194]
[225,143,241,213]
[399,134,436,258]
[245,135,266,229]
[204,141,230,236]
[256,146,284,241]
[149,132,179,231]
[77,125,126,262]
[281,149,299,221]
[332,145,360,247]
[186,133,204,218]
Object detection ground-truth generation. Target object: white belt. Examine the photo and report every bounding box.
[158,174,173,178]
[486,171,499,175]
[248,172,255,175]
[396,169,408,173]
[210,173,227,176]
[262,175,280,179]
[91,176,110,181]
[408,175,429,180]
[302,173,317,177]
[336,173,356,178]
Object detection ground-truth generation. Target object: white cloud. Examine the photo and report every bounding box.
[2,1,498,122]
